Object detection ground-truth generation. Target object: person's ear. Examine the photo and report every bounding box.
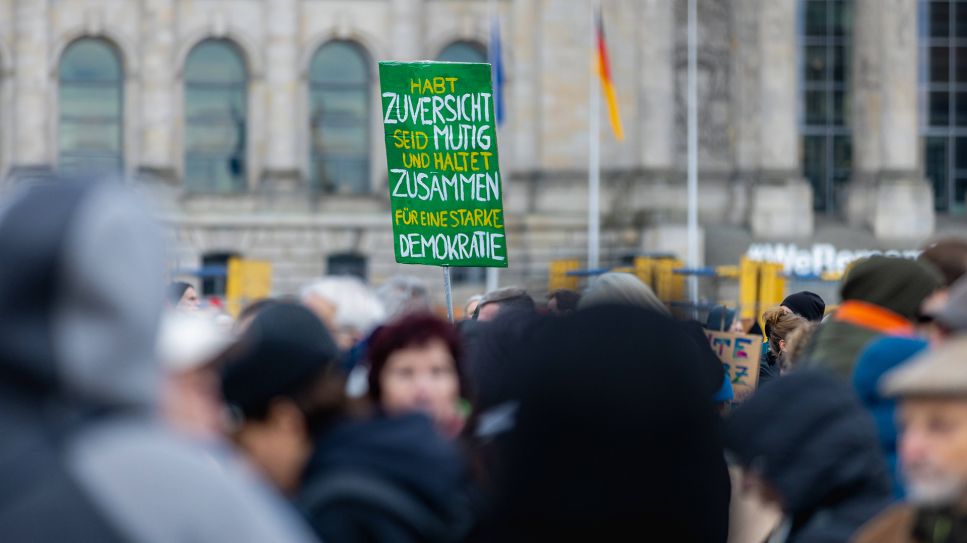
[779,338,786,352]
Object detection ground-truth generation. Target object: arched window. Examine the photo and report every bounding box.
[437,41,487,63]
[309,41,371,193]
[184,40,247,192]
[59,39,123,175]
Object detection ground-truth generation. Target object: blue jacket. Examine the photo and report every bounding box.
[851,336,928,499]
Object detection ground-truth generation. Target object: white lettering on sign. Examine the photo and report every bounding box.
[745,243,921,276]
[397,231,505,262]
[389,169,500,202]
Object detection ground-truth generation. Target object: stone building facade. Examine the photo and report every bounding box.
[0,0,957,299]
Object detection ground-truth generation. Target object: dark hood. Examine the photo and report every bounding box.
[724,370,892,517]
[464,310,545,413]
[681,319,728,397]
[0,178,165,410]
[840,256,942,321]
[302,413,468,523]
[482,305,730,542]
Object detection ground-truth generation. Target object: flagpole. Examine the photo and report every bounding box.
[588,0,601,271]
[686,0,700,315]
[486,0,500,293]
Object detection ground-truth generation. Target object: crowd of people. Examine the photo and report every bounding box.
[4,179,967,542]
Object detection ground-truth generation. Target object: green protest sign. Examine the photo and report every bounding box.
[379,61,508,268]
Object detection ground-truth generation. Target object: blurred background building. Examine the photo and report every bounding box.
[0,0,963,298]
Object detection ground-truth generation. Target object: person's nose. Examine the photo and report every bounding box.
[412,373,434,401]
[900,426,929,467]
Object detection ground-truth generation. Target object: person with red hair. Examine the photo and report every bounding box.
[367,314,468,438]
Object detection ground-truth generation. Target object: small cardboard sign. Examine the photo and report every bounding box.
[378,61,507,268]
[705,331,762,400]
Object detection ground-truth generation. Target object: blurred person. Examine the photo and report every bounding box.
[474,305,730,542]
[803,256,942,378]
[724,371,893,543]
[213,310,234,332]
[220,302,471,542]
[168,280,200,312]
[761,294,819,381]
[921,275,967,346]
[463,294,483,320]
[706,304,750,333]
[918,239,967,341]
[854,336,967,543]
[759,306,808,386]
[157,312,233,439]
[367,313,469,438]
[781,291,826,322]
[781,321,819,374]
[235,297,279,333]
[701,306,741,407]
[546,288,580,315]
[473,286,535,321]
[301,276,386,351]
[919,237,967,288]
[577,272,669,314]
[680,320,734,406]
[0,179,316,542]
[852,337,929,499]
[706,304,735,331]
[463,310,543,420]
[376,275,433,320]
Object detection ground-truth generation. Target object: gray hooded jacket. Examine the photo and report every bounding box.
[0,178,317,543]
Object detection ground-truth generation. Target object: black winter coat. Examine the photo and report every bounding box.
[298,414,472,543]
[724,371,894,543]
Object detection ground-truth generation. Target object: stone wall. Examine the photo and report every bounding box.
[0,0,944,301]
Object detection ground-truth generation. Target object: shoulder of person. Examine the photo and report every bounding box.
[851,504,914,543]
[66,420,317,543]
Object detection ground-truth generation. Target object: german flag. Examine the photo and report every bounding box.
[595,8,624,141]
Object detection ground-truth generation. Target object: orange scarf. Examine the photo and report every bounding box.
[833,300,914,336]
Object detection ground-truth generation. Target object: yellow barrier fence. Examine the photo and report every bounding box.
[225,257,272,317]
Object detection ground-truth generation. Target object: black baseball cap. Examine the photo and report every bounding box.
[221,302,340,421]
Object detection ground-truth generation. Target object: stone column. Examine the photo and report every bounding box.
[510,0,539,174]
[261,0,300,189]
[728,0,760,226]
[845,0,881,226]
[635,0,695,249]
[849,0,933,240]
[390,0,423,61]
[639,0,674,177]
[138,0,176,184]
[730,0,760,180]
[747,0,814,239]
[10,0,50,179]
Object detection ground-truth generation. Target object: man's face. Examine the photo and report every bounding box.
[177,286,200,312]
[899,397,967,505]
